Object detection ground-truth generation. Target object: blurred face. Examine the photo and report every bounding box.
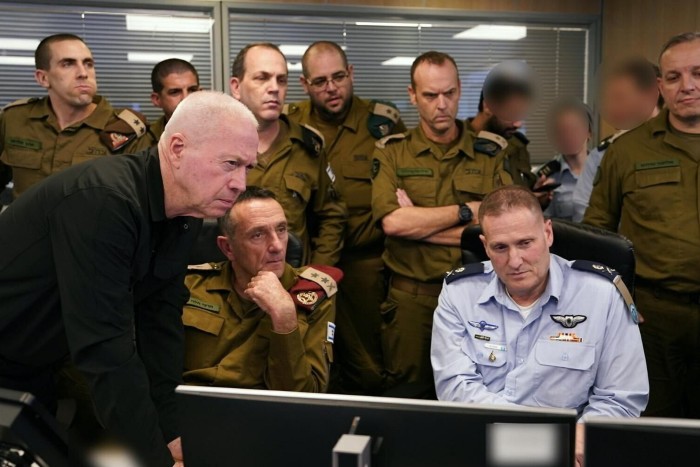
[551,110,590,156]
[152,71,200,120]
[485,95,531,138]
[602,75,657,129]
[223,199,288,279]
[659,39,700,127]
[409,61,461,136]
[300,49,354,121]
[230,46,288,124]
[35,40,96,108]
[168,122,258,218]
[481,207,553,303]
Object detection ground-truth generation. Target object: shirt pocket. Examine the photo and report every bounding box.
[284,173,312,205]
[461,337,507,385]
[400,176,437,207]
[183,307,225,371]
[453,173,488,203]
[533,340,595,408]
[3,146,43,169]
[341,159,372,209]
[631,166,681,222]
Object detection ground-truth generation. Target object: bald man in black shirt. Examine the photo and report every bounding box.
[0,91,258,466]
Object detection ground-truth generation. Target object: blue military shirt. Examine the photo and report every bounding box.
[431,254,648,420]
[543,156,581,221]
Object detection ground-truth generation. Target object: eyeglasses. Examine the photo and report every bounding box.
[306,71,350,90]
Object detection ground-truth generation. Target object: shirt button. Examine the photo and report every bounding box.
[518,358,524,364]
[183,223,189,230]
[506,389,514,396]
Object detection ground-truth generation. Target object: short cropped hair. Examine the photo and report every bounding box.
[35,33,85,70]
[478,185,543,225]
[231,43,285,80]
[547,96,593,133]
[218,187,277,238]
[151,58,199,93]
[659,32,700,64]
[482,61,535,107]
[301,41,348,78]
[605,57,664,108]
[410,51,459,89]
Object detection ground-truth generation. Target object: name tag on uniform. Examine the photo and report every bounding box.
[484,343,506,352]
[396,167,433,177]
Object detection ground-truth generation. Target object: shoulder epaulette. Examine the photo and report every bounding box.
[474,131,508,157]
[100,108,148,153]
[375,132,407,149]
[299,124,324,157]
[2,97,39,111]
[445,262,486,284]
[368,99,401,138]
[283,103,299,115]
[290,265,344,311]
[571,260,639,324]
[597,135,615,152]
[187,262,222,272]
[512,131,529,145]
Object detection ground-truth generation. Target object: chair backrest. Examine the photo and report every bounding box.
[460,219,636,292]
[188,218,305,268]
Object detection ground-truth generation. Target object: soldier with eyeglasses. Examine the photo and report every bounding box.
[285,41,406,395]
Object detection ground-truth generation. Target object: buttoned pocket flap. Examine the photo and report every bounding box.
[4,147,42,169]
[343,159,372,180]
[453,173,487,195]
[183,308,224,336]
[284,173,312,202]
[535,340,595,370]
[635,166,681,188]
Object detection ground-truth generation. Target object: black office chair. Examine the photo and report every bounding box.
[188,218,305,268]
[460,219,636,293]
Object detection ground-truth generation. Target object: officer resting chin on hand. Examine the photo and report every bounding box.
[431,185,649,467]
[183,188,339,392]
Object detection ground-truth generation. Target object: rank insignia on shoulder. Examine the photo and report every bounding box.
[290,265,344,311]
[444,263,485,284]
[375,132,406,149]
[512,131,529,145]
[550,314,587,329]
[368,99,401,139]
[571,260,640,324]
[300,124,325,157]
[187,262,221,271]
[474,131,508,157]
[597,136,614,152]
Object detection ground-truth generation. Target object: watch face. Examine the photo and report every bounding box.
[460,205,473,223]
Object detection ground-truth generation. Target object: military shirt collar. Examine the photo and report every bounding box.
[650,108,700,157]
[30,95,113,131]
[410,119,474,160]
[337,95,364,133]
[477,254,563,310]
[146,146,168,222]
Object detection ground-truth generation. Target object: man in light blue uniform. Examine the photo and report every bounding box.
[431,185,648,466]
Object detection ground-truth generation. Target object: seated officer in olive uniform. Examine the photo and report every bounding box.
[0,33,150,199]
[231,43,347,266]
[372,51,513,395]
[183,188,340,392]
[432,186,648,467]
[149,58,201,141]
[285,41,405,394]
[468,61,537,189]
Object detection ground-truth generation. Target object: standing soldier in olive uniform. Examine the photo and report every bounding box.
[285,41,405,394]
[468,61,537,188]
[149,58,201,141]
[230,43,346,266]
[584,32,700,418]
[0,33,150,200]
[183,188,338,392]
[372,51,513,395]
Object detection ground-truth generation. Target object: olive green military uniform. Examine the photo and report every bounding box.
[372,120,513,393]
[466,119,534,188]
[584,109,700,417]
[148,115,167,142]
[286,96,405,394]
[246,115,347,266]
[182,261,338,392]
[0,95,151,199]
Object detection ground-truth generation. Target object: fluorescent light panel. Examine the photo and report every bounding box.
[278,44,347,57]
[0,38,40,51]
[127,52,194,63]
[126,14,213,33]
[453,25,527,40]
[287,61,303,71]
[0,56,34,66]
[381,56,416,66]
[355,21,432,28]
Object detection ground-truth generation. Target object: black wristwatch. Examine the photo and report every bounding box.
[458,204,473,225]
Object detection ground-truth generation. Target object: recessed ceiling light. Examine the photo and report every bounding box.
[356,21,432,28]
[453,25,527,41]
[0,38,40,51]
[381,56,416,66]
[0,56,34,66]
[126,14,214,33]
[127,52,194,63]
[287,61,303,71]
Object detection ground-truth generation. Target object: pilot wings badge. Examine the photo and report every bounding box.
[550,315,587,329]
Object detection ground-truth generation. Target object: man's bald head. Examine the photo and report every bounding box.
[301,41,348,78]
[158,90,259,219]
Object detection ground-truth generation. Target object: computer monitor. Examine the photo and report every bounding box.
[177,386,577,467]
[0,388,82,467]
[584,416,700,466]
